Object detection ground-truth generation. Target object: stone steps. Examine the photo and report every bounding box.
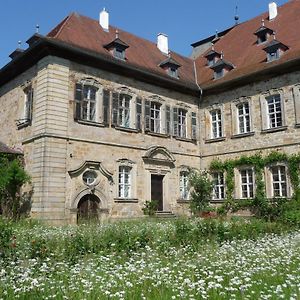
[155,211,176,218]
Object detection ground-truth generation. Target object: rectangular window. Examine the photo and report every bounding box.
[118,166,131,198]
[266,94,282,128]
[114,48,125,60]
[240,169,254,198]
[24,87,33,122]
[237,102,250,134]
[178,109,187,138]
[267,50,280,62]
[271,166,287,197]
[111,92,132,128]
[191,112,197,140]
[180,171,189,200]
[211,109,222,139]
[212,172,225,200]
[150,102,161,133]
[214,69,224,79]
[75,84,97,122]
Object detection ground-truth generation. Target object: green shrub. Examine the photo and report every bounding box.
[189,171,213,214]
[142,200,158,216]
[0,218,14,258]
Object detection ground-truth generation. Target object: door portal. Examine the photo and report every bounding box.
[77,194,100,223]
[151,175,164,211]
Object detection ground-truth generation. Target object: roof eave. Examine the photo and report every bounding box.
[0,37,199,97]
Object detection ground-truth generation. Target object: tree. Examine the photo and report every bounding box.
[0,155,30,220]
[188,170,214,214]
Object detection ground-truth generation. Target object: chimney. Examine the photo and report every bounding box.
[269,2,278,20]
[157,33,168,55]
[99,8,109,32]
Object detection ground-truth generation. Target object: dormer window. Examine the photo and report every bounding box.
[210,55,234,80]
[159,56,181,78]
[104,31,129,61]
[204,49,221,67]
[254,20,274,45]
[263,38,288,62]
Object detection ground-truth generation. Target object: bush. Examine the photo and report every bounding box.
[188,171,213,214]
[0,218,14,258]
[142,200,158,216]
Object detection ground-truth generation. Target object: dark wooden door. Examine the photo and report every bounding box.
[77,194,99,223]
[151,175,164,211]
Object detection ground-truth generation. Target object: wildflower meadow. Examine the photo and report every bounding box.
[0,218,299,299]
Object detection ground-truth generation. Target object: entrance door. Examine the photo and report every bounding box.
[77,194,100,223]
[151,175,164,211]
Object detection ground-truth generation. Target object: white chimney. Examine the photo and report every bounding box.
[269,2,278,20]
[99,8,109,32]
[157,33,168,55]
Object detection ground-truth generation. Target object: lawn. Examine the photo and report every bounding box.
[0,218,299,299]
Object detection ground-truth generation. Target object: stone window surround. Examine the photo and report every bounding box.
[114,158,138,202]
[231,97,254,137]
[205,103,225,142]
[260,89,286,133]
[234,167,255,199]
[264,163,291,199]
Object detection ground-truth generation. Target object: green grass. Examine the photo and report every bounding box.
[0,218,299,299]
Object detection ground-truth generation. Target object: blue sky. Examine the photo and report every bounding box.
[0,0,288,68]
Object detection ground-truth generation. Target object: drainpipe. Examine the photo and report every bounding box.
[193,60,203,171]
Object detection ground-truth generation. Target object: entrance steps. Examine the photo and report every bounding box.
[155,211,176,218]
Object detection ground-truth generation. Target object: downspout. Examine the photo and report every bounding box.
[193,60,203,171]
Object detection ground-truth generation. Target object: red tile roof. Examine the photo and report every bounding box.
[195,0,300,89]
[47,13,196,86]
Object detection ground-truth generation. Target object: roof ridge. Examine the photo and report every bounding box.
[47,12,75,39]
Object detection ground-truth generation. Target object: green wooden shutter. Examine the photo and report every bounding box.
[144,100,151,131]
[136,97,142,131]
[165,105,171,135]
[191,112,197,140]
[74,84,82,120]
[112,92,119,126]
[103,89,110,125]
[173,107,178,136]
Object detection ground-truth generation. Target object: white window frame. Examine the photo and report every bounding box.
[118,93,131,128]
[150,102,161,133]
[266,94,283,129]
[267,49,280,62]
[237,102,251,134]
[270,165,287,198]
[212,172,225,200]
[179,171,189,200]
[240,168,254,199]
[118,166,131,199]
[178,109,187,138]
[210,109,222,139]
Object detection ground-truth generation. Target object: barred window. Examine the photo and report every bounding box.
[237,102,250,134]
[211,109,222,139]
[150,102,161,133]
[266,94,282,128]
[180,171,189,200]
[112,93,132,128]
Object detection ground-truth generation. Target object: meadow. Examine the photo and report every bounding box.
[0,218,299,300]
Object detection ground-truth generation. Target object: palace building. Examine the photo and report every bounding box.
[0,1,300,224]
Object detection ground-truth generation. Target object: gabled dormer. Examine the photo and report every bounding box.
[204,45,221,67]
[254,19,274,44]
[210,53,234,79]
[159,55,181,78]
[104,31,129,60]
[263,36,289,62]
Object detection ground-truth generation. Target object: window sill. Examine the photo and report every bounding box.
[76,119,106,127]
[177,199,190,203]
[145,131,170,138]
[16,120,31,129]
[114,198,138,203]
[175,136,195,143]
[261,126,287,134]
[231,131,255,139]
[114,126,139,133]
[205,137,226,143]
[210,199,225,204]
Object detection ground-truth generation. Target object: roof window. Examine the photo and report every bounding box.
[159,54,181,78]
[204,44,221,67]
[263,34,288,62]
[104,30,129,61]
[210,52,234,80]
[254,20,274,45]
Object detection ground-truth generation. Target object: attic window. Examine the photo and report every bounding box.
[104,30,129,61]
[210,54,234,80]
[263,38,288,62]
[254,20,274,45]
[159,55,181,79]
[204,47,221,67]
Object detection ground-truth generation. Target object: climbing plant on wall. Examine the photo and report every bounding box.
[210,151,300,220]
